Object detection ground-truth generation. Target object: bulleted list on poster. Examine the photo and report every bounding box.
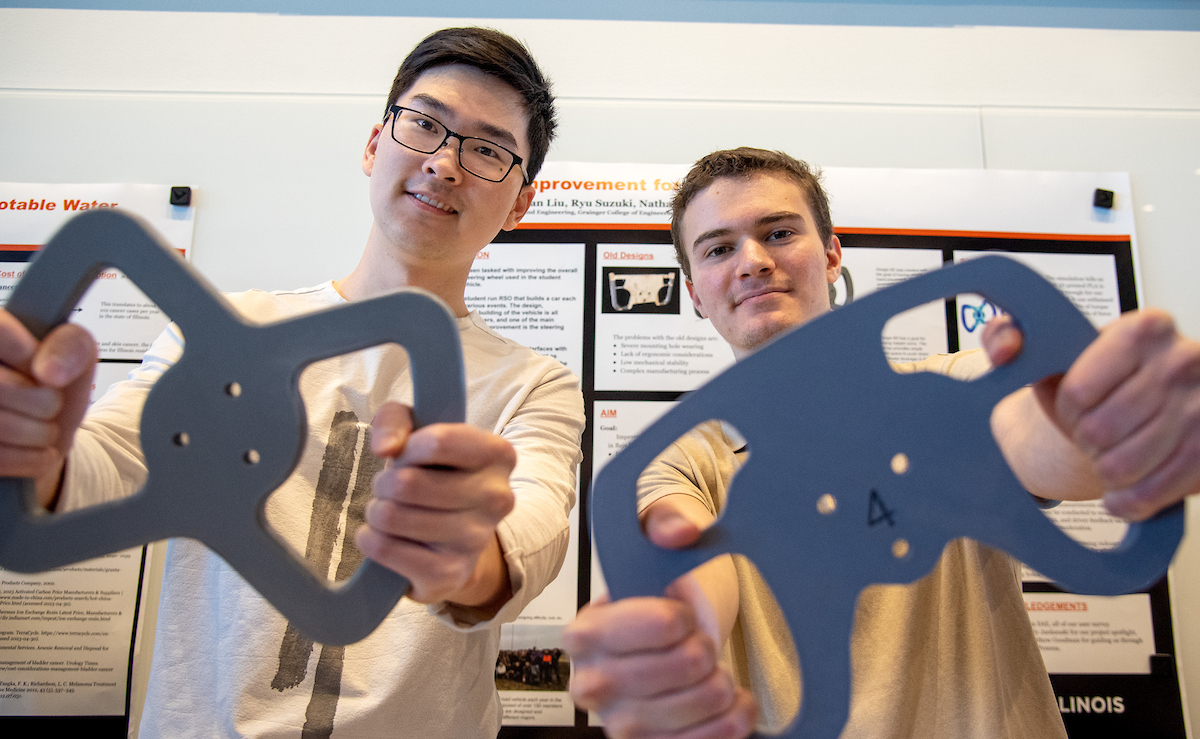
[595,244,734,392]
[0,549,143,716]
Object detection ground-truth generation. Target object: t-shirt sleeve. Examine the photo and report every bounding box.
[58,322,185,512]
[636,421,735,519]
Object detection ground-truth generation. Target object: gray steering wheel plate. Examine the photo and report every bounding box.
[0,209,467,646]
[591,255,1184,739]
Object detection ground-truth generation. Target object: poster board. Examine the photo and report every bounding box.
[484,163,1185,738]
[0,183,195,735]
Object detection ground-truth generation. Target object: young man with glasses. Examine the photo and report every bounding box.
[0,27,584,738]
[564,147,1200,739]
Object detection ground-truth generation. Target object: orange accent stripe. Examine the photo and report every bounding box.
[834,227,1130,242]
[0,244,187,257]
[515,222,670,231]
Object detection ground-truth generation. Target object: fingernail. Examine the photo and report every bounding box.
[377,433,403,454]
[36,349,81,385]
[1102,490,1140,521]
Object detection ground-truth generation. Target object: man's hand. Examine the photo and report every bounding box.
[356,402,517,609]
[0,310,97,510]
[983,309,1200,520]
[564,495,756,739]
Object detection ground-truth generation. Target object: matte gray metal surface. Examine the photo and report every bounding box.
[0,209,467,646]
[591,255,1185,739]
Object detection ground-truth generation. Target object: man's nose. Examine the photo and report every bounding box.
[738,239,774,276]
[424,137,463,180]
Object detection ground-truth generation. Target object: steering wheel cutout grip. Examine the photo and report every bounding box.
[590,255,1184,739]
[0,209,467,646]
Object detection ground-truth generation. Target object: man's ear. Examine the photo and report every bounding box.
[825,234,844,284]
[362,124,384,177]
[686,280,707,319]
[501,184,537,231]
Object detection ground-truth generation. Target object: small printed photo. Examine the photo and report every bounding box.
[602,266,681,315]
[495,623,569,692]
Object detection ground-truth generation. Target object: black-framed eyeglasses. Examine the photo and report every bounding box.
[386,105,528,185]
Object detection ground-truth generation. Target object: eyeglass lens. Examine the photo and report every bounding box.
[392,109,516,182]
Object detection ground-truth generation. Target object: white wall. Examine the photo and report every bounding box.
[2,8,1198,733]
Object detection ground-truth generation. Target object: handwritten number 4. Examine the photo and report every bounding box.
[868,490,896,528]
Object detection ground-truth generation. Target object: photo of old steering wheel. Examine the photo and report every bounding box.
[828,265,854,309]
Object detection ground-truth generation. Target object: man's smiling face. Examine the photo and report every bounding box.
[682,173,842,358]
[361,63,534,267]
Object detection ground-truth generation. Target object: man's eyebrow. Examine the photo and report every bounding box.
[691,227,733,253]
[690,211,808,252]
[407,93,521,151]
[756,211,808,228]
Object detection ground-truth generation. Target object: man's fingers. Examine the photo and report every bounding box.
[564,598,697,659]
[30,324,97,389]
[599,667,740,737]
[371,463,515,516]
[354,525,474,602]
[1086,384,1187,490]
[1104,437,1200,521]
[641,495,716,550]
[370,401,414,458]
[0,365,61,419]
[1052,309,1177,430]
[0,409,59,448]
[393,423,517,472]
[572,630,720,704]
[980,314,1023,367]
[0,310,40,373]
[363,497,503,551]
[643,502,703,550]
[0,444,61,479]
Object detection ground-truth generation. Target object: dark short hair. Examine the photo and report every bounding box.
[670,148,834,279]
[385,27,557,182]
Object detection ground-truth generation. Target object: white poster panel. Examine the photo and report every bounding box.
[1022,500,1129,584]
[839,246,946,363]
[589,398,679,602]
[0,183,192,720]
[0,549,144,716]
[953,250,1122,351]
[466,242,586,377]
[1024,592,1155,675]
[589,399,678,728]
[466,242,587,726]
[495,497,577,727]
[595,244,735,392]
[0,183,196,360]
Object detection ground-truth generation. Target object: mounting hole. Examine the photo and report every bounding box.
[890,453,909,475]
[816,494,837,515]
[243,449,260,465]
[892,538,910,558]
[173,432,190,447]
[225,382,242,398]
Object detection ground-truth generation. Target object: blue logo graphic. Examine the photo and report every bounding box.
[961,299,999,333]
